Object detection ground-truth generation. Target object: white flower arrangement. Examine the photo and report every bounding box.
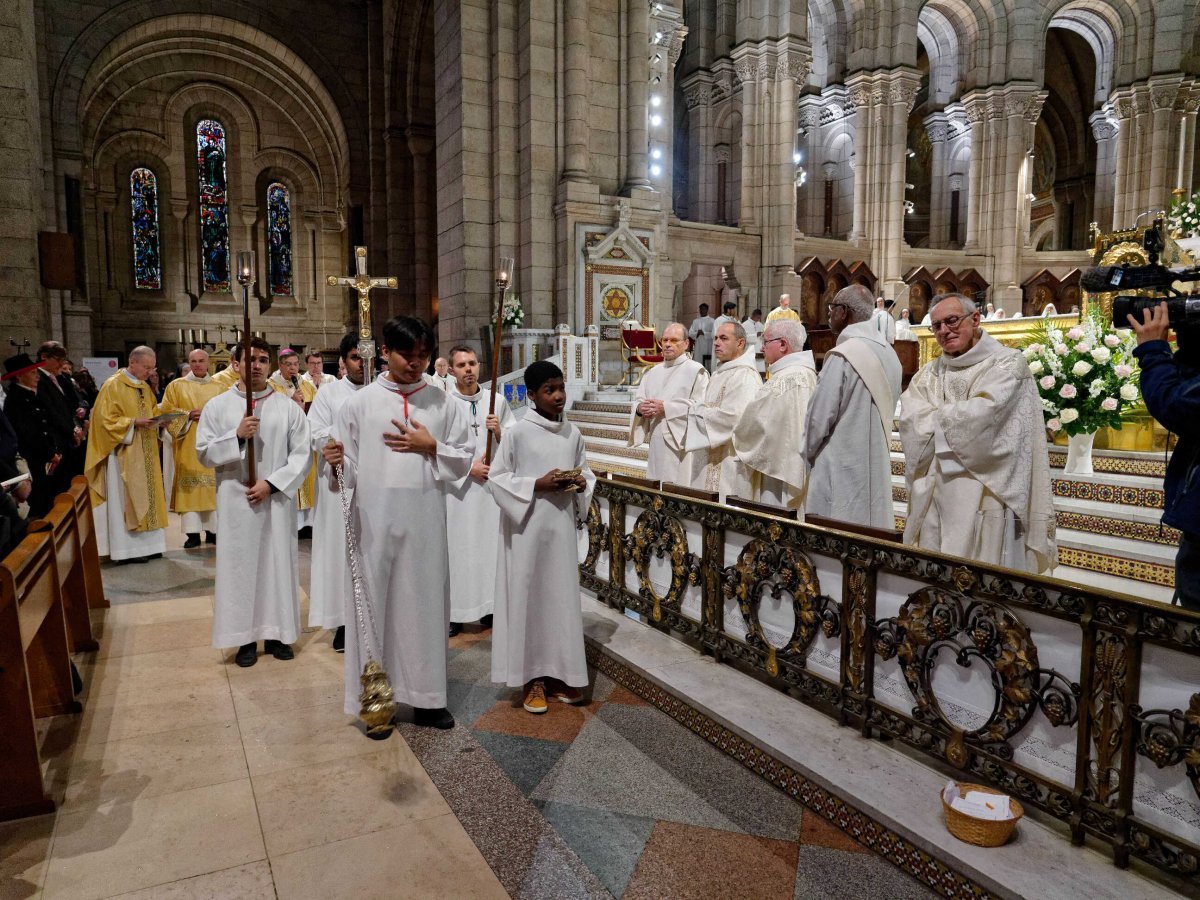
[1167,190,1200,238]
[1022,310,1140,437]
[501,292,524,329]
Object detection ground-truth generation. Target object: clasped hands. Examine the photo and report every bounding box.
[534,468,586,493]
[637,399,664,419]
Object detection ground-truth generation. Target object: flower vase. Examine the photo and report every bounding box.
[1064,431,1096,476]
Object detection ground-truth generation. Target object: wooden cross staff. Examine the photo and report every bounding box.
[327,246,398,386]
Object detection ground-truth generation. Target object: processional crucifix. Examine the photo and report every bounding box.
[325,246,400,739]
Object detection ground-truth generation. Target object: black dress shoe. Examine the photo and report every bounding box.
[297,526,313,540]
[264,639,294,661]
[413,707,455,729]
[448,622,462,637]
[332,625,345,653]
[235,643,258,667]
[205,531,217,545]
[184,533,201,549]
[480,614,493,630]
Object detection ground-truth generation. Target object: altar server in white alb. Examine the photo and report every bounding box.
[805,284,901,529]
[323,316,473,730]
[196,338,313,667]
[688,303,716,372]
[900,294,1057,574]
[733,319,817,511]
[628,322,708,484]
[306,333,367,652]
[489,360,595,715]
[683,321,762,500]
[445,344,514,635]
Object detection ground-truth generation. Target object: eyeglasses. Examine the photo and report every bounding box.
[929,313,974,332]
[826,303,848,314]
[761,337,785,346]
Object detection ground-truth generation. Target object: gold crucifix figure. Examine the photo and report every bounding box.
[326,246,398,382]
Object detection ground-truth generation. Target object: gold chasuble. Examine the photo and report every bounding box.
[159,374,223,513]
[211,366,240,390]
[84,370,168,532]
[269,373,318,510]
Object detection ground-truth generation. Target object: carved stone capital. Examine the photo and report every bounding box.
[713,143,731,164]
[684,84,709,110]
[1089,112,1118,142]
[948,173,964,191]
[925,117,950,143]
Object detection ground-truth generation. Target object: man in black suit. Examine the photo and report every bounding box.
[36,341,86,481]
[3,353,64,517]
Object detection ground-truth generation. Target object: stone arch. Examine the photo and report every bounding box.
[1033,0,1155,88]
[919,0,1004,88]
[807,0,849,89]
[1046,3,1122,101]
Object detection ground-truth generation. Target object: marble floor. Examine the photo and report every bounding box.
[2,519,937,899]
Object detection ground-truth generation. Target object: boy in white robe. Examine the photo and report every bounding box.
[307,334,367,652]
[323,317,474,730]
[489,361,595,714]
[445,345,514,635]
[196,338,313,667]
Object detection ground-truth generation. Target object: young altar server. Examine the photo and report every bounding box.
[445,344,514,636]
[489,360,595,714]
[323,316,474,730]
[196,338,312,667]
[306,333,367,652]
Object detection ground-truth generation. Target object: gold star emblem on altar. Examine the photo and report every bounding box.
[601,286,631,320]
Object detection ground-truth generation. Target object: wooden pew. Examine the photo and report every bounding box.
[27,497,100,653]
[61,475,108,610]
[0,532,80,821]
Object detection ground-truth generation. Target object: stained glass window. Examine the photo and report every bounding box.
[130,167,161,290]
[267,182,293,296]
[196,119,230,292]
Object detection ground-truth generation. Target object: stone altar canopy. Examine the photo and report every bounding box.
[575,201,657,386]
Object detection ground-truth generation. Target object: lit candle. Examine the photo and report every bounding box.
[237,251,256,286]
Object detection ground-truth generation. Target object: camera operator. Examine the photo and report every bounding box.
[1128,303,1200,610]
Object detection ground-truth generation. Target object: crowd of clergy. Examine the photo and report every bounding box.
[643,283,1057,575]
[0,282,1057,733]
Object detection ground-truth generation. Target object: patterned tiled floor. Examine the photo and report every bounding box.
[406,630,941,900]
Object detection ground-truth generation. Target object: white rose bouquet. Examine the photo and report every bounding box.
[501,292,524,329]
[1166,190,1200,239]
[1022,310,1140,437]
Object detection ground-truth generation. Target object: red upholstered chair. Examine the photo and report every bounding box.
[619,324,663,386]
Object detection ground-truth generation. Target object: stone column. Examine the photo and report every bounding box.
[846,76,871,244]
[563,0,590,182]
[683,72,715,222]
[996,85,1045,308]
[796,96,823,235]
[1148,77,1184,213]
[924,112,951,248]
[623,0,651,192]
[962,100,986,251]
[1089,111,1118,231]
[879,71,920,298]
[406,126,435,322]
[0,0,47,344]
[1111,91,1135,228]
[1178,90,1199,195]
[733,53,759,227]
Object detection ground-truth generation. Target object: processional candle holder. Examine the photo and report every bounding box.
[236,251,258,484]
[485,256,514,465]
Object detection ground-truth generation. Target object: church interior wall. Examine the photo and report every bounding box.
[5,0,1200,360]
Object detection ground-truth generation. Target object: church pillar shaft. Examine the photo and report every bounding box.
[407,127,435,323]
[563,0,590,180]
[1179,108,1198,196]
[1112,93,1134,227]
[684,75,714,222]
[964,114,984,250]
[925,114,949,248]
[1148,78,1183,212]
[1089,112,1118,233]
[623,0,651,192]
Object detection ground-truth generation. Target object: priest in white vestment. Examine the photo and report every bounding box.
[805,285,901,529]
[427,357,453,391]
[302,351,336,390]
[899,294,1057,574]
[196,338,312,666]
[688,303,716,372]
[324,317,473,730]
[733,320,817,511]
[741,310,765,351]
[489,360,595,714]
[444,344,514,633]
[306,335,367,651]
[628,323,708,484]
[682,321,762,500]
[872,298,897,345]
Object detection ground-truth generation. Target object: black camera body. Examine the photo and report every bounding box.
[1078,221,1200,328]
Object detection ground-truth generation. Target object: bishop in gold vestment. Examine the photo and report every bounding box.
[84,346,168,561]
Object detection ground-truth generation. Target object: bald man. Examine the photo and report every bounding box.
[84,345,168,562]
[628,322,709,483]
[159,348,224,547]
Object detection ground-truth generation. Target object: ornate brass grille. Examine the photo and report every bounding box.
[581,477,1200,881]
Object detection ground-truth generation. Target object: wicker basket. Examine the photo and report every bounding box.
[941,783,1023,847]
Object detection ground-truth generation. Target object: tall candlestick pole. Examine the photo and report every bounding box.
[236,251,257,486]
[485,257,514,464]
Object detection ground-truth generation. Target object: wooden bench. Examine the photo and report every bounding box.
[0,531,81,821]
[27,496,100,653]
[61,475,108,610]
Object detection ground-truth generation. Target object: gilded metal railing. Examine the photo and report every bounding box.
[580,476,1200,880]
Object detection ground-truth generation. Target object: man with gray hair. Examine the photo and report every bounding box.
[629,322,708,482]
[805,284,901,528]
[683,320,761,500]
[899,293,1056,573]
[733,318,817,510]
[83,345,168,562]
